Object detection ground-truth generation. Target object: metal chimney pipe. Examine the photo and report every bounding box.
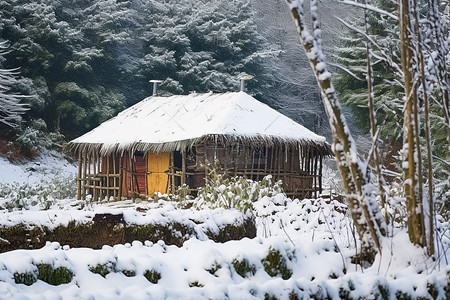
[149,80,163,96]
[238,75,254,92]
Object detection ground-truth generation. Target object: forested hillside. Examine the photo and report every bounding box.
[1,0,330,155]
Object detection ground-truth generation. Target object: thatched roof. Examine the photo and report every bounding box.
[67,92,332,155]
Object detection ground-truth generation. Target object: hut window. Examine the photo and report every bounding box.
[252,147,267,170]
[173,151,182,169]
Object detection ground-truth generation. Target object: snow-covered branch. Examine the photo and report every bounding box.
[336,17,404,77]
[0,42,28,128]
[336,0,398,20]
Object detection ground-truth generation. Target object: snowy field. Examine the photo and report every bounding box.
[0,153,448,299]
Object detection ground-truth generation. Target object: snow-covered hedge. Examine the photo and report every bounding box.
[0,196,448,299]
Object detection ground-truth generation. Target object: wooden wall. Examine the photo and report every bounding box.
[76,141,325,201]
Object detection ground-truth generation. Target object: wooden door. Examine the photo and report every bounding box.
[134,155,147,195]
[147,152,170,195]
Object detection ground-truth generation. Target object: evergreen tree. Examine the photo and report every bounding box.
[334,0,403,141]
[0,41,28,127]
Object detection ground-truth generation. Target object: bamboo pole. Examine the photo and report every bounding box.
[170,152,175,194]
[112,154,116,199]
[251,147,256,180]
[264,147,268,175]
[181,149,186,186]
[77,150,82,200]
[82,151,87,199]
[118,154,123,200]
[257,147,262,181]
[314,153,318,198]
[106,155,110,200]
[277,146,281,179]
[233,143,238,177]
[243,146,248,178]
[93,153,97,201]
[319,154,323,194]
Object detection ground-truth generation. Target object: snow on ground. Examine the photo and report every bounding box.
[0,153,448,299]
[0,150,76,185]
[0,196,448,299]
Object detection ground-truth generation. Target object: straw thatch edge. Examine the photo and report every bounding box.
[64,134,333,157]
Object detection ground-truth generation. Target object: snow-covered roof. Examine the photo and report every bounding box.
[67,92,331,154]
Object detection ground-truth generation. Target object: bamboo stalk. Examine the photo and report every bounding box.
[77,150,82,200]
[171,152,175,194]
[234,143,238,177]
[264,147,268,175]
[83,152,87,199]
[118,154,123,200]
[181,149,186,186]
[243,146,248,178]
[106,155,110,200]
[113,154,116,199]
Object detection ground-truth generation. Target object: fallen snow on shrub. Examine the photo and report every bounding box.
[0,155,448,299]
[0,196,448,299]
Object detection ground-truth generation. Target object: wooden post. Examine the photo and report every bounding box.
[77,150,82,200]
[106,155,110,200]
[256,147,262,181]
[112,154,116,200]
[251,147,256,180]
[181,149,186,186]
[233,143,238,177]
[243,146,248,178]
[277,146,281,181]
[82,151,87,199]
[170,152,175,194]
[118,154,123,200]
[264,147,268,175]
[319,154,323,194]
[314,153,318,198]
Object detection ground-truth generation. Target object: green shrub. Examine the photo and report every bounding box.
[338,280,356,300]
[261,248,292,280]
[376,284,390,300]
[0,174,76,211]
[206,262,222,276]
[232,258,256,278]
[89,261,116,278]
[264,293,278,300]
[195,160,284,213]
[143,269,161,284]
[36,263,53,283]
[121,269,136,277]
[51,266,73,285]
[14,271,37,286]
[395,290,411,300]
[189,281,204,287]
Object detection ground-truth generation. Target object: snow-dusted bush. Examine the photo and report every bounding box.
[0,174,76,211]
[194,164,283,213]
[16,119,65,157]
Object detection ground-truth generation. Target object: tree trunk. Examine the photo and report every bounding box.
[285,0,386,265]
[398,0,426,247]
[364,1,388,223]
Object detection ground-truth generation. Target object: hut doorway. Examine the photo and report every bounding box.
[134,153,147,194]
[147,152,170,195]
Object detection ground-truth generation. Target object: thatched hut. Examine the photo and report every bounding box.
[66,91,332,201]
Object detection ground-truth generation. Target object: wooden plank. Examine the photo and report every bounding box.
[181,149,186,186]
[106,155,110,200]
[77,150,82,200]
[233,143,238,177]
[170,152,175,194]
[82,152,87,199]
[319,154,323,194]
[264,147,268,175]
[147,152,170,195]
[118,154,123,200]
[243,146,248,178]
